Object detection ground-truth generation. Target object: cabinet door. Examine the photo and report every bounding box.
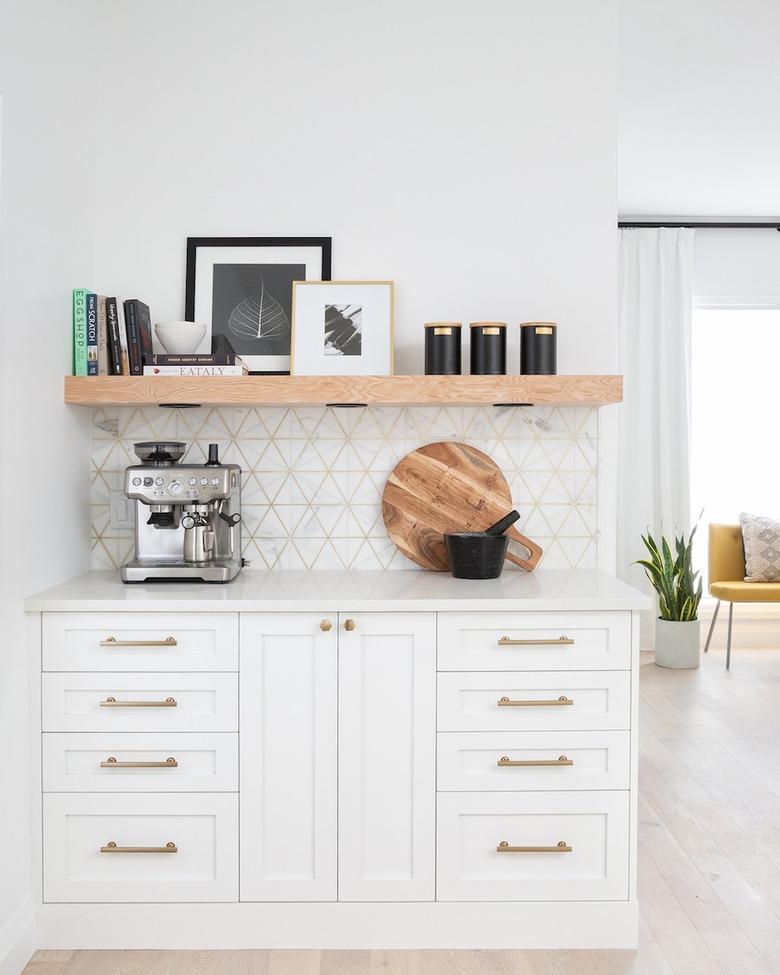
[240,613,337,901]
[338,612,436,902]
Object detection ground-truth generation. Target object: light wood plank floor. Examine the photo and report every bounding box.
[23,645,780,975]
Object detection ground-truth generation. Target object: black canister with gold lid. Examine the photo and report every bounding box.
[424,322,462,375]
[520,322,557,375]
[469,322,507,375]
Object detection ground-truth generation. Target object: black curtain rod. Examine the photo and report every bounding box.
[618,220,780,229]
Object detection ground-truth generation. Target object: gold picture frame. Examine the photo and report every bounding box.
[290,280,394,376]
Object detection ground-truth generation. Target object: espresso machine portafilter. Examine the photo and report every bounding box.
[120,440,243,583]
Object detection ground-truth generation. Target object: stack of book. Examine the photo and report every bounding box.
[71,290,247,376]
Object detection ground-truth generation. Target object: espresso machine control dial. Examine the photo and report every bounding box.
[168,480,183,496]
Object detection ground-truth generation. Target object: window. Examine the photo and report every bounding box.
[691,307,780,583]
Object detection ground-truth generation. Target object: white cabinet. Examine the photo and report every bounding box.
[43,732,238,792]
[42,673,238,732]
[437,730,630,792]
[240,614,337,902]
[43,612,238,672]
[32,589,641,946]
[437,611,631,671]
[437,791,630,902]
[338,613,436,902]
[43,792,238,903]
[437,670,631,732]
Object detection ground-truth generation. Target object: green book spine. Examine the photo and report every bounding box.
[72,288,89,376]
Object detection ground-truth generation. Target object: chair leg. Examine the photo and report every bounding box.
[726,602,734,670]
[704,600,720,653]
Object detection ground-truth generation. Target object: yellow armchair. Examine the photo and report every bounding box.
[705,523,780,668]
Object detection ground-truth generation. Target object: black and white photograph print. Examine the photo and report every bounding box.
[185,237,331,373]
[324,304,362,356]
[291,281,393,376]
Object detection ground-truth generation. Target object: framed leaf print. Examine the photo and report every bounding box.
[185,237,332,373]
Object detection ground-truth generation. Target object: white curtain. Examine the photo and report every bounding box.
[617,228,696,646]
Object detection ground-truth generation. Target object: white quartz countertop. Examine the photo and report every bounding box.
[25,569,649,613]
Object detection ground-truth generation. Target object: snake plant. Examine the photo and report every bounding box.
[635,527,703,622]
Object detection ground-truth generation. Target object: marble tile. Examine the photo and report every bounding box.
[89,405,600,571]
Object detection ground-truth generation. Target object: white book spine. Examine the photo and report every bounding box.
[142,365,247,376]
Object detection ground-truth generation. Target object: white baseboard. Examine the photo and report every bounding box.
[0,900,36,975]
[36,901,638,950]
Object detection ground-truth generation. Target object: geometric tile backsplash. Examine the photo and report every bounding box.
[90,404,599,571]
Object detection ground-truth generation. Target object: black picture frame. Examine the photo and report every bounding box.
[185,237,332,374]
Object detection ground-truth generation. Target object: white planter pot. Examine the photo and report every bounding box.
[655,618,700,669]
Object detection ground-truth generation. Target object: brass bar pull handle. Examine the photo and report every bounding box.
[497,695,573,707]
[100,637,177,647]
[497,840,572,853]
[100,841,178,854]
[497,755,573,767]
[498,636,574,646]
[100,697,178,708]
[100,756,178,768]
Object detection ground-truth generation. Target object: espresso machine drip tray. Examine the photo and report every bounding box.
[121,558,242,584]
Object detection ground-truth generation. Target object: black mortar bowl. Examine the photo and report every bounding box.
[443,509,521,580]
[444,532,509,580]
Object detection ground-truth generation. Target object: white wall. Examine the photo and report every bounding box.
[91,0,619,374]
[694,228,780,304]
[0,0,95,965]
[619,0,780,215]
[0,2,620,962]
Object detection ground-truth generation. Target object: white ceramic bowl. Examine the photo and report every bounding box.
[154,320,207,355]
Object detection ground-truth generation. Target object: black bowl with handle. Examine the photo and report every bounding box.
[444,510,521,580]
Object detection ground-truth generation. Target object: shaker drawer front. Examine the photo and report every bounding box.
[437,672,631,732]
[43,612,238,672]
[43,793,238,903]
[43,733,238,792]
[42,674,238,732]
[437,731,630,792]
[437,612,631,672]
[436,791,629,902]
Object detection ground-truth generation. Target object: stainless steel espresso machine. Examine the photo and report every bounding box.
[120,441,243,583]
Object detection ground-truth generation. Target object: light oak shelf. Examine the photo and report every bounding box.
[63,374,623,408]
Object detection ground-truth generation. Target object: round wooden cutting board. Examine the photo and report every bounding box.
[382,441,543,572]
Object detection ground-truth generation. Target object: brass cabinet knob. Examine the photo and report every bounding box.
[320,620,333,632]
[344,618,356,631]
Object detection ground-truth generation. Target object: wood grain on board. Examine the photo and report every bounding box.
[63,375,623,407]
[382,441,543,572]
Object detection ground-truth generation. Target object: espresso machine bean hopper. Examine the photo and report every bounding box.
[120,441,243,583]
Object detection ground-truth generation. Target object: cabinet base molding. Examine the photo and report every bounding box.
[35,901,639,950]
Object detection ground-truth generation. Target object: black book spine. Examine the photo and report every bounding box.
[136,302,154,365]
[105,298,122,375]
[124,300,141,375]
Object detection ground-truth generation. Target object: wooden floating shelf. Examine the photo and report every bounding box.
[63,374,623,408]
